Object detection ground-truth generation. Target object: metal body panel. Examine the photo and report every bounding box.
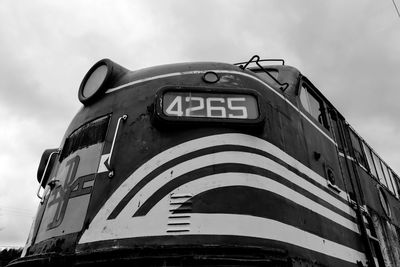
[11,60,400,267]
[28,142,105,254]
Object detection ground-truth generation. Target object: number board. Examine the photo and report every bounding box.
[162,91,259,120]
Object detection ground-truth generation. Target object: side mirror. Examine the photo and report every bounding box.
[37,148,59,188]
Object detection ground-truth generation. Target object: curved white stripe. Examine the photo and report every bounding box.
[106,71,205,93]
[82,134,356,241]
[80,211,366,265]
[106,69,336,144]
[136,170,358,233]
[82,151,358,246]
[81,192,365,265]
[189,214,366,265]
[96,133,349,212]
[120,151,354,220]
[79,175,366,264]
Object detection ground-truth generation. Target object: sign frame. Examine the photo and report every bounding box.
[153,86,266,129]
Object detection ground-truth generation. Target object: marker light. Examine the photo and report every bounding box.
[202,71,219,83]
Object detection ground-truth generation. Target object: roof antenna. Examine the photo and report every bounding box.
[237,55,289,91]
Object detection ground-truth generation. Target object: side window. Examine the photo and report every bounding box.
[363,142,377,178]
[382,163,395,195]
[330,118,345,152]
[299,84,328,129]
[362,140,399,196]
[349,130,367,168]
[60,116,110,162]
[392,172,400,198]
[372,152,388,187]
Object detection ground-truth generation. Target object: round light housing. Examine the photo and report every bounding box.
[78,59,113,105]
[82,64,108,98]
[202,71,219,83]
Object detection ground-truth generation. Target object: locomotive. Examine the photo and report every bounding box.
[9,56,400,266]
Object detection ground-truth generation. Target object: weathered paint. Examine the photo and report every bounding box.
[12,59,400,267]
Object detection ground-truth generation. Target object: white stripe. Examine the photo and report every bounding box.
[116,152,357,227]
[188,214,367,265]
[79,173,366,263]
[148,173,360,233]
[360,164,368,172]
[106,71,206,93]
[80,134,357,240]
[77,133,366,264]
[81,165,360,244]
[339,152,356,162]
[100,134,347,201]
[339,152,369,173]
[97,153,110,173]
[79,210,366,265]
[106,69,336,145]
[90,134,352,222]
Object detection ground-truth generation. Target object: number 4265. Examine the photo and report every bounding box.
[165,96,250,119]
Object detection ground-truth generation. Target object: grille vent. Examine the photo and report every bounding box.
[167,193,192,233]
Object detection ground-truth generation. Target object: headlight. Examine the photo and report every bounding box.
[78,59,128,105]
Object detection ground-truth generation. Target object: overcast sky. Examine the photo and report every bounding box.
[1,0,399,248]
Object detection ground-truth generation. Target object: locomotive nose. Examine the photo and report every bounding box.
[18,57,394,267]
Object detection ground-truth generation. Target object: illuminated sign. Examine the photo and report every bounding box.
[163,91,259,120]
[154,87,264,128]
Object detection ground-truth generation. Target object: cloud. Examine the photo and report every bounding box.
[276,1,400,120]
[0,0,399,247]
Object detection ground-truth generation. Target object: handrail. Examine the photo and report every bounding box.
[234,55,289,91]
[37,149,60,202]
[107,114,128,178]
[337,118,377,267]
[234,56,285,68]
